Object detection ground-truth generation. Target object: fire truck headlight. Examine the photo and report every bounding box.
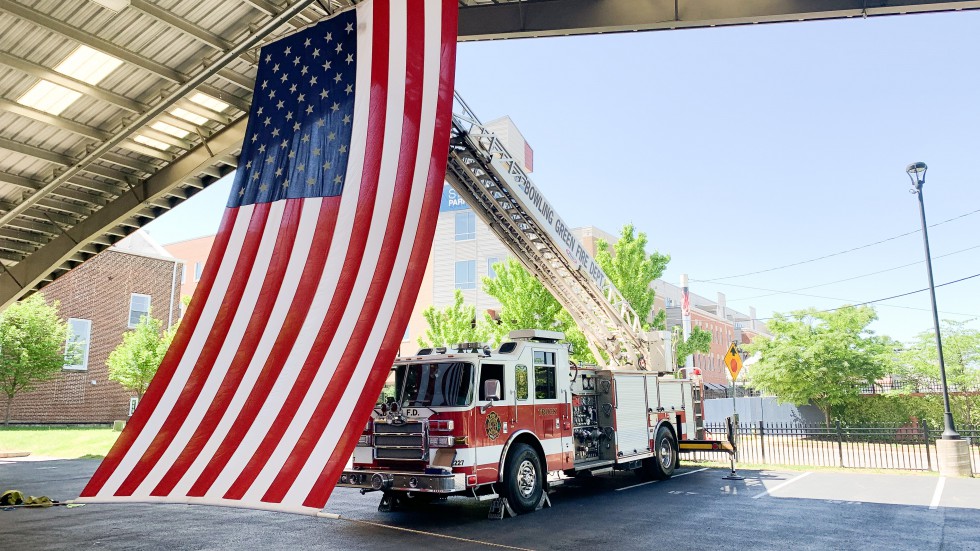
[357,434,372,447]
[340,474,349,484]
[428,436,454,448]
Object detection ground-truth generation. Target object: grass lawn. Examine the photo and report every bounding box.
[0,426,119,459]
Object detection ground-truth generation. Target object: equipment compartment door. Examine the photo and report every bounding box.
[614,375,650,457]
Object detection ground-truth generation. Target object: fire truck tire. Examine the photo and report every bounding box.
[641,425,677,480]
[502,443,543,514]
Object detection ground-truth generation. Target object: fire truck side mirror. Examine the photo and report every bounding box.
[484,379,501,401]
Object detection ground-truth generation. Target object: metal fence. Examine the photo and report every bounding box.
[859,380,980,394]
[690,421,980,473]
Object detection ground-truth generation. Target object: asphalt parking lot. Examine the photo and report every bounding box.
[2,457,979,550]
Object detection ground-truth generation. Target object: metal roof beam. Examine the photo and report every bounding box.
[243,0,315,29]
[174,99,232,124]
[0,0,183,83]
[456,0,980,39]
[0,0,316,231]
[0,98,112,141]
[120,140,176,161]
[6,217,57,236]
[0,226,43,245]
[78,163,136,184]
[0,51,144,114]
[0,137,74,166]
[3,205,78,229]
[66,176,124,196]
[130,0,233,51]
[0,171,111,204]
[99,152,158,175]
[138,127,194,150]
[127,0,256,92]
[0,237,34,254]
[196,83,250,112]
[32,199,93,217]
[0,115,248,308]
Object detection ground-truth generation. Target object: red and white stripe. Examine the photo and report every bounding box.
[79,0,457,515]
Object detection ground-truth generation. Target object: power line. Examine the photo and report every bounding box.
[716,280,976,317]
[750,272,980,322]
[695,207,980,283]
[728,243,980,302]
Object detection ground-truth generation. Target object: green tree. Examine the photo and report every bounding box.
[674,326,713,369]
[107,312,174,400]
[483,258,595,363]
[595,224,670,330]
[0,294,69,425]
[898,320,980,424]
[483,258,564,337]
[417,289,492,348]
[745,306,895,424]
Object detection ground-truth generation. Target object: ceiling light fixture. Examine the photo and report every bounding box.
[17,80,83,115]
[134,135,171,151]
[151,121,190,139]
[170,107,209,126]
[189,92,230,113]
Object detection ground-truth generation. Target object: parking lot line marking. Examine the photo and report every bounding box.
[615,467,709,492]
[615,480,658,491]
[329,516,534,550]
[751,471,813,499]
[929,477,946,510]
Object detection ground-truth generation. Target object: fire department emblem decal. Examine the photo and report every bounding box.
[485,412,502,440]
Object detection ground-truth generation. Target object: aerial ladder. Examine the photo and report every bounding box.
[444,91,706,438]
[445,93,659,369]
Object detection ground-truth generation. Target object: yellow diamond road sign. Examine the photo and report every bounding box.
[724,343,743,381]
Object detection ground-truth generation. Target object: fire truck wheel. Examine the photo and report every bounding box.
[640,425,677,480]
[502,443,543,514]
[653,425,678,479]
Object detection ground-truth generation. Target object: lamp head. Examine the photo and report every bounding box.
[906,162,927,190]
[906,162,927,176]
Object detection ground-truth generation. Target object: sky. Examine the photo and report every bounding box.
[144,10,980,344]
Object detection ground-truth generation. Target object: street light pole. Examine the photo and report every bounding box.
[906,162,959,440]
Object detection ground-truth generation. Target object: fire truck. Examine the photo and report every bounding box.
[336,92,734,516]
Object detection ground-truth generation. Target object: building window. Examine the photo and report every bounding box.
[533,350,557,399]
[129,397,139,417]
[64,318,91,371]
[194,261,204,282]
[129,293,151,328]
[455,260,476,290]
[454,211,475,241]
[487,257,499,279]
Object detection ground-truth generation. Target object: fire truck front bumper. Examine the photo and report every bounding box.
[337,470,466,493]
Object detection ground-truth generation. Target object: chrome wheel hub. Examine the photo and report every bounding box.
[659,440,673,470]
[517,459,537,498]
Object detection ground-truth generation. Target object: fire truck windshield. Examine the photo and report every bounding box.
[396,362,474,407]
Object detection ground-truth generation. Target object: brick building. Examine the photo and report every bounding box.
[163,234,218,313]
[6,230,181,424]
[658,281,768,388]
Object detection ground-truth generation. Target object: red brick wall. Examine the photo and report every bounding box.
[689,311,737,387]
[6,249,180,424]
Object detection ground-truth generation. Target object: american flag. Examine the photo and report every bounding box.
[79,0,457,515]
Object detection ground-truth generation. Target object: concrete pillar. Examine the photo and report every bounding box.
[936,438,974,477]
